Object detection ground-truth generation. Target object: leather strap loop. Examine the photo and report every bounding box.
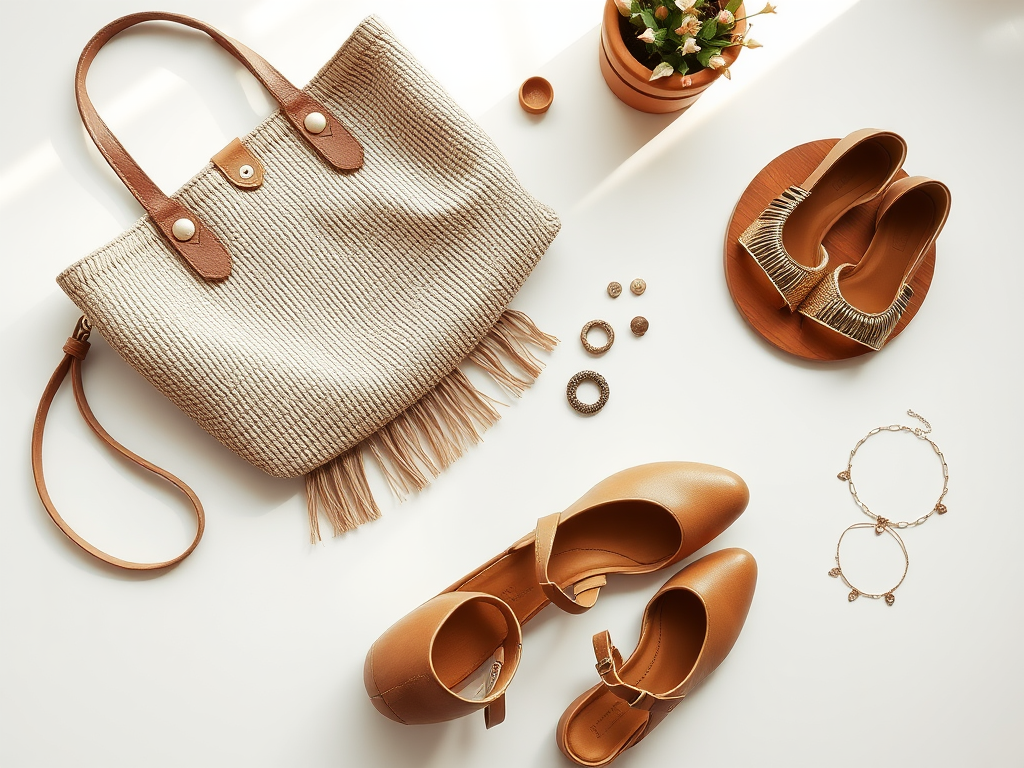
[534,513,604,615]
[592,630,682,714]
[74,12,364,281]
[31,318,205,570]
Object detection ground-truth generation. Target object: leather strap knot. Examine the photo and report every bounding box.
[62,337,91,359]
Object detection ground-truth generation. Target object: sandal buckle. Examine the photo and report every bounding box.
[595,656,614,675]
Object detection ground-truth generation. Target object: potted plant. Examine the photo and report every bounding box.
[600,0,774,113]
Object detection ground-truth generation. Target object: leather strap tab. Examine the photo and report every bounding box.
[592,630,682,714]
[534,513,603,615]
[31,317,205,570]
[74,12,364,281]
[483,693,506,729]
[212,137,264,190]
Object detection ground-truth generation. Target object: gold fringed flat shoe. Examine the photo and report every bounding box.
[556,549,757,767]
[364,462,749,727]
[797,176,951,350]
[738,128,907,310]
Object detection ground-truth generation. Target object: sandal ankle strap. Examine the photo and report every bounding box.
[534,513,606,614]
[592,631,683,714]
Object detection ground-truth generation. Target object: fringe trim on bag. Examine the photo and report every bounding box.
[304,309,558,540]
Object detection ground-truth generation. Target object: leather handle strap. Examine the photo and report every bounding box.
[75,12,363,280]
[592,631,682,714]
[31,318,205,570]
[533,513,605,615]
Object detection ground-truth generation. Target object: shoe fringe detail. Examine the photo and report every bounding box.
[798,266,913,351]
[304,309,558,540]
[738,185,828,309]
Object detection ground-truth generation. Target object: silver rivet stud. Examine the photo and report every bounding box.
[171,218,196,241]
[303,112,327,134]
[239,164,254,179]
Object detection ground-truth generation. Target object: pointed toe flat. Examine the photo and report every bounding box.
[556,548,758,766]
[364,463,750,727]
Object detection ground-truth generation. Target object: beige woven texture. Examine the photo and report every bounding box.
[57,17,560,479]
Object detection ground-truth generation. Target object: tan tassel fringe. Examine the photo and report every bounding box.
[305,309,558,539]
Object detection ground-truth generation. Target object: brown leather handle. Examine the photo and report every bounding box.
[75,12,364,281]
[31,318,205,570]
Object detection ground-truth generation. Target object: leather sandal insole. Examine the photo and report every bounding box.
[783,141,894,268]
[840,193,938,313]
[456,501,682,625]
[563,590,707,764]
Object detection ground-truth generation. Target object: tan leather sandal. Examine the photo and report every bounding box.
[797,176,951,350]
[739,128,908,310]
[556,548,757,766]
[364,462,749,727]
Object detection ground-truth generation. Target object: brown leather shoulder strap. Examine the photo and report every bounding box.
[31,318,205,570]
[75,12,364,280]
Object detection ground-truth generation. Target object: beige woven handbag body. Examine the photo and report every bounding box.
[32,12,560,569]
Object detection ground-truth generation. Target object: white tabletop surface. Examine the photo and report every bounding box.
[2,0,1022,766]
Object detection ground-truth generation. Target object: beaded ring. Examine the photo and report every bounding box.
[566,370,609,415]
[580,320,614,355]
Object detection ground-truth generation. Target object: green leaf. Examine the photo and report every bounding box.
[696,47,714,66]
[629,14,646,27]
[631,0,642,12]
[640,9,657,28]
[654,28,668,43]
[709,37,735,47]
[676,59,690,75]
[725,0,743,12]
[699,19,718,40]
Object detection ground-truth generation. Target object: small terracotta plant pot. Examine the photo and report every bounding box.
[599,0,746,114]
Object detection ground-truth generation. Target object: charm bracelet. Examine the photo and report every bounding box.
[828,410,949,606]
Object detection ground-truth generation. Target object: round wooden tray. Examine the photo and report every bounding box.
[724,139,936,361]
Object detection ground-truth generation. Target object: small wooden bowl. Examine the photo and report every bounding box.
[519,77,553,114]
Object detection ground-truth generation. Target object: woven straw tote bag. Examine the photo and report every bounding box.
[32,12,560,570]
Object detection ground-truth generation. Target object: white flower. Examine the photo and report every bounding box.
[722,67,732,79]
[682,37,701,54]
[637,28,656,43]
[708,54,727,69]
[649,61,676,81]
[613,0,633,16]
[681,75,693,87]
[744,37,763,48]
[717,9,735,25]
[675,0,697,10]
[675,14,700,36]
[761,2,777,13]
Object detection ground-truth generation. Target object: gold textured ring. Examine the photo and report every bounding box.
[580,320,614,355]
[566,370,609,415]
